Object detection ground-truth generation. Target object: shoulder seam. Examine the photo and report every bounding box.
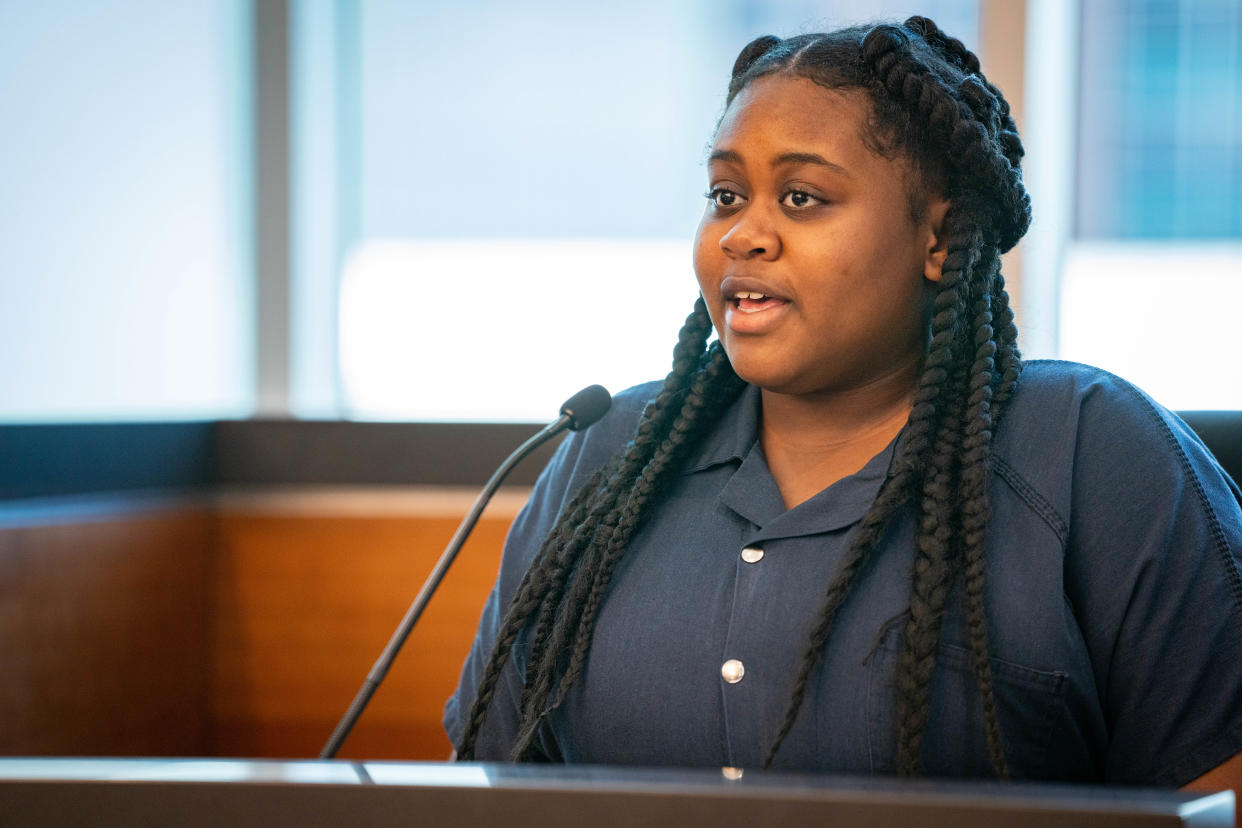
[1117,382,1242,616]
[990,454,1069,544]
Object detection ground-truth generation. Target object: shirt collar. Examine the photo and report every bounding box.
[682,383,764,474]
[682,383,902,536]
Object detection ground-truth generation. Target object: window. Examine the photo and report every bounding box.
[1077,0,1241,239]
[309,0,981,420]
[0,2,253,421]
[1058,0,1242,409]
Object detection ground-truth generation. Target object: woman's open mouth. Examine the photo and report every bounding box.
[724,289,791,334]
[733,291,789,313]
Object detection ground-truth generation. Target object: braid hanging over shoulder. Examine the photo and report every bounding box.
[458,299,748,760]
[745,17,1026,776]
[461,16,1030,779]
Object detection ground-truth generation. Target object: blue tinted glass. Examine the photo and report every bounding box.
[1078,0,1242,238]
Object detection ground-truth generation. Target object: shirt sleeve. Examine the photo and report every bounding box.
[441,434,580,759]
[1063,377,1242,786]
[442,385,653,758]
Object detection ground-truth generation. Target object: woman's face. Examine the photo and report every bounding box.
[693,74,948,401]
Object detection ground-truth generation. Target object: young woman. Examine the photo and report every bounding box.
[445,17,1242,785]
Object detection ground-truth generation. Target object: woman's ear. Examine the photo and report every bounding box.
[923,198,951,283]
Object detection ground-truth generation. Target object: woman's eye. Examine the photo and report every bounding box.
[781,190,822,208]
[706,188,744,208]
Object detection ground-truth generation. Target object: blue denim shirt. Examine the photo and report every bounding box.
[445,361,1242,785]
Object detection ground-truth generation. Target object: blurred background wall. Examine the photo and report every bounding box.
[0,0,1239,762]
[0,1,253,421]
[3,0,1239,423]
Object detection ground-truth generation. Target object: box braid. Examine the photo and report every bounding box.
[459,18,1030,778]
[741,19,1030,777]
[458,298,748,759]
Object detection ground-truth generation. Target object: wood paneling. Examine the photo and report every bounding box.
[7,485,1237,806]
[0,489,517,761]
[209,490,518,760]
[0,506,213,756]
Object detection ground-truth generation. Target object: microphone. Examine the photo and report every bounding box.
[320,384,612,759]
[556,383,612,432]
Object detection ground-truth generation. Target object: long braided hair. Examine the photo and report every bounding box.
[459,17,1031,778]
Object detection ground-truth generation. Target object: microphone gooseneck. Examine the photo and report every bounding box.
[319,385,612,759]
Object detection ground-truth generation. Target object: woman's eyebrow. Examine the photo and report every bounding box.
[773,151,853,177]
[707,148,852,178]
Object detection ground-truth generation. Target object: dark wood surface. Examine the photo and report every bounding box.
[0,760,1233,828]
[0,507,213,756]
[0,490,512,761]
[210,499,511,760]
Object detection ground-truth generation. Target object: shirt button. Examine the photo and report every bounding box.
[721,659,745,684]
[741,545,764,563]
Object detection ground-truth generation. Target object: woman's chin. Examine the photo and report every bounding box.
[728,360,817,398]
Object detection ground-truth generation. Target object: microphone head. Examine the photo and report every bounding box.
[559,384,612,431]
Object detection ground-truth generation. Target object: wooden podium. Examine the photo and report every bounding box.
[0,759,1233,827]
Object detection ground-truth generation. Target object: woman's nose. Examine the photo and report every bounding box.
[719,207,780,260]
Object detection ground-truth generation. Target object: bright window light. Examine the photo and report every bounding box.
[339,239,702,421]
[1059,243,1242,410]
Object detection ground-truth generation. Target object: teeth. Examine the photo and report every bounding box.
[735,291,768,300]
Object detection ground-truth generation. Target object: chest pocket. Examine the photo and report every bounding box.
[865,619,1069,778]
